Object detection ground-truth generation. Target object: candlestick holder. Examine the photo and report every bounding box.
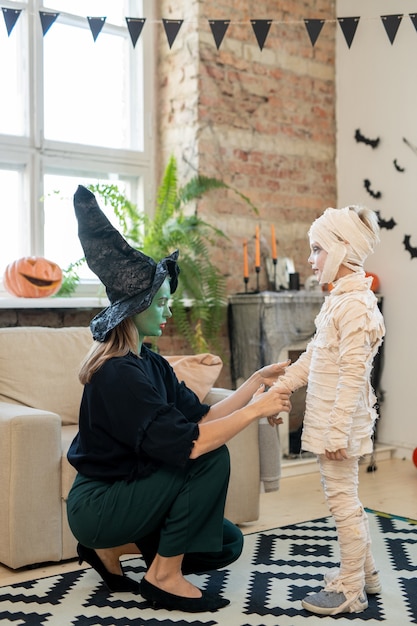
[272,258,277,290]
[243,276,249,293]
[255,266,260,292]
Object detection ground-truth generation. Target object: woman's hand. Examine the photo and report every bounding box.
[257,360,290,387]
[265,379,292,426]
[193,384,292,458]
[250,384,291,419]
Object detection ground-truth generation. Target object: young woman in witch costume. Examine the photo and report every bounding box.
[66,185,291,613]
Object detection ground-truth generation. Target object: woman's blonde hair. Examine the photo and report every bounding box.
[79,317,139,384]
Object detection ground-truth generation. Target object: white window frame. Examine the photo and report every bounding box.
[0,0,156,299]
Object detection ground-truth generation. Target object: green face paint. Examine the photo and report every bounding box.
[133,278,172,343]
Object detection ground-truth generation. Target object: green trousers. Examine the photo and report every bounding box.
[67,445,243,572]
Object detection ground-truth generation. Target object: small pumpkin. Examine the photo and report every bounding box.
[3,256,63,298]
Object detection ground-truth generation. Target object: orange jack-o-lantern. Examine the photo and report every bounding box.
[365,272,380,293]
[3,256,63,298]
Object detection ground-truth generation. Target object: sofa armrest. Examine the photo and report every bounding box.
[203,386,233,405]
[225,420,260,524]
[0,402,63,569]
[203,387,260,524]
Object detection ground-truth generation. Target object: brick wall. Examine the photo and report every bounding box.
[156,0,336,383]
[157,0,337,297]
[0,308,102,329]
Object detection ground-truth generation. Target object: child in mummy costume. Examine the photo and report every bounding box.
[272,205,385,616]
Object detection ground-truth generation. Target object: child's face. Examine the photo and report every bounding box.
[308,241,328,284]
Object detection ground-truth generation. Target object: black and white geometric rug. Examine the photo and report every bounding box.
[1,509,416,625]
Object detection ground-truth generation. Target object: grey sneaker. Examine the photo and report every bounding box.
[302,590,368,615]
[324,567,382,594]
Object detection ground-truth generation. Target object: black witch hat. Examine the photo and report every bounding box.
[73,185,179,342]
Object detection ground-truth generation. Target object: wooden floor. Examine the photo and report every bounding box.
[243,456,417,533]
[0,458,415,587]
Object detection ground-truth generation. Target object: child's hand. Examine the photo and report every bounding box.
[325,448,348,460]
[267,415,284,427]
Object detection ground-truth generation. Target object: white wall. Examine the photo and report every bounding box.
[336,0,417,459]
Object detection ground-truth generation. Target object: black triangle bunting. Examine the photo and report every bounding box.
[39,11,59,36]
[209,19,230,50]
[126,17,145,48]
[304,19,325,46]
[251,19,272,50]
[409,14,417,33]
[87,16,106,42]
[337,16,360,48]
[381,14,403,44]
[162,19,183,49]
[1,12,416,50]
[2,7,21,36]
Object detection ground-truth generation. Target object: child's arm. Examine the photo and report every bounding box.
[273,338,313,393]
[269,341,313,426]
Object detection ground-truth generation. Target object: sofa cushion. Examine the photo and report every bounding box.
[165,353,223,402]
[0,326,92,426]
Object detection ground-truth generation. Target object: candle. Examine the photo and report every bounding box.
[255,225,261,268]
[271,224,277,260]
[243,239,249,279]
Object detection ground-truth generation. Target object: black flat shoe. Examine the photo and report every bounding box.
[139,577,230,613]
[77,543,140,592]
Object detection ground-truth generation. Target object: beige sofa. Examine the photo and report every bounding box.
[0,326,261,569]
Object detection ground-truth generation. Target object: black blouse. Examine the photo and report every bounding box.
[67,346,209,481]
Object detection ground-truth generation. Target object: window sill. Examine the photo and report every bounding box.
[0,296,109,309]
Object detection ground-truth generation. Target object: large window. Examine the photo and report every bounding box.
[0,0,155,291]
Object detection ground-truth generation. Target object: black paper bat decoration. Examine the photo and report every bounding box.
[393,159,405,172]
[403,235,417,259]
[403,137,417,158]
[355,129,380,149]
[364,179,382,199]
[376,211,396,230]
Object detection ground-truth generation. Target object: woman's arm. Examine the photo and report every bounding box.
[190,383,290,458]
[204,360,290,422]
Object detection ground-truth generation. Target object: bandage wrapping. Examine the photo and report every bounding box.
[320,456,376,599]
[308,207,379,284]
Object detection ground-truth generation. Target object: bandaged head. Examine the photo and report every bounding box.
[308,206,379,284]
